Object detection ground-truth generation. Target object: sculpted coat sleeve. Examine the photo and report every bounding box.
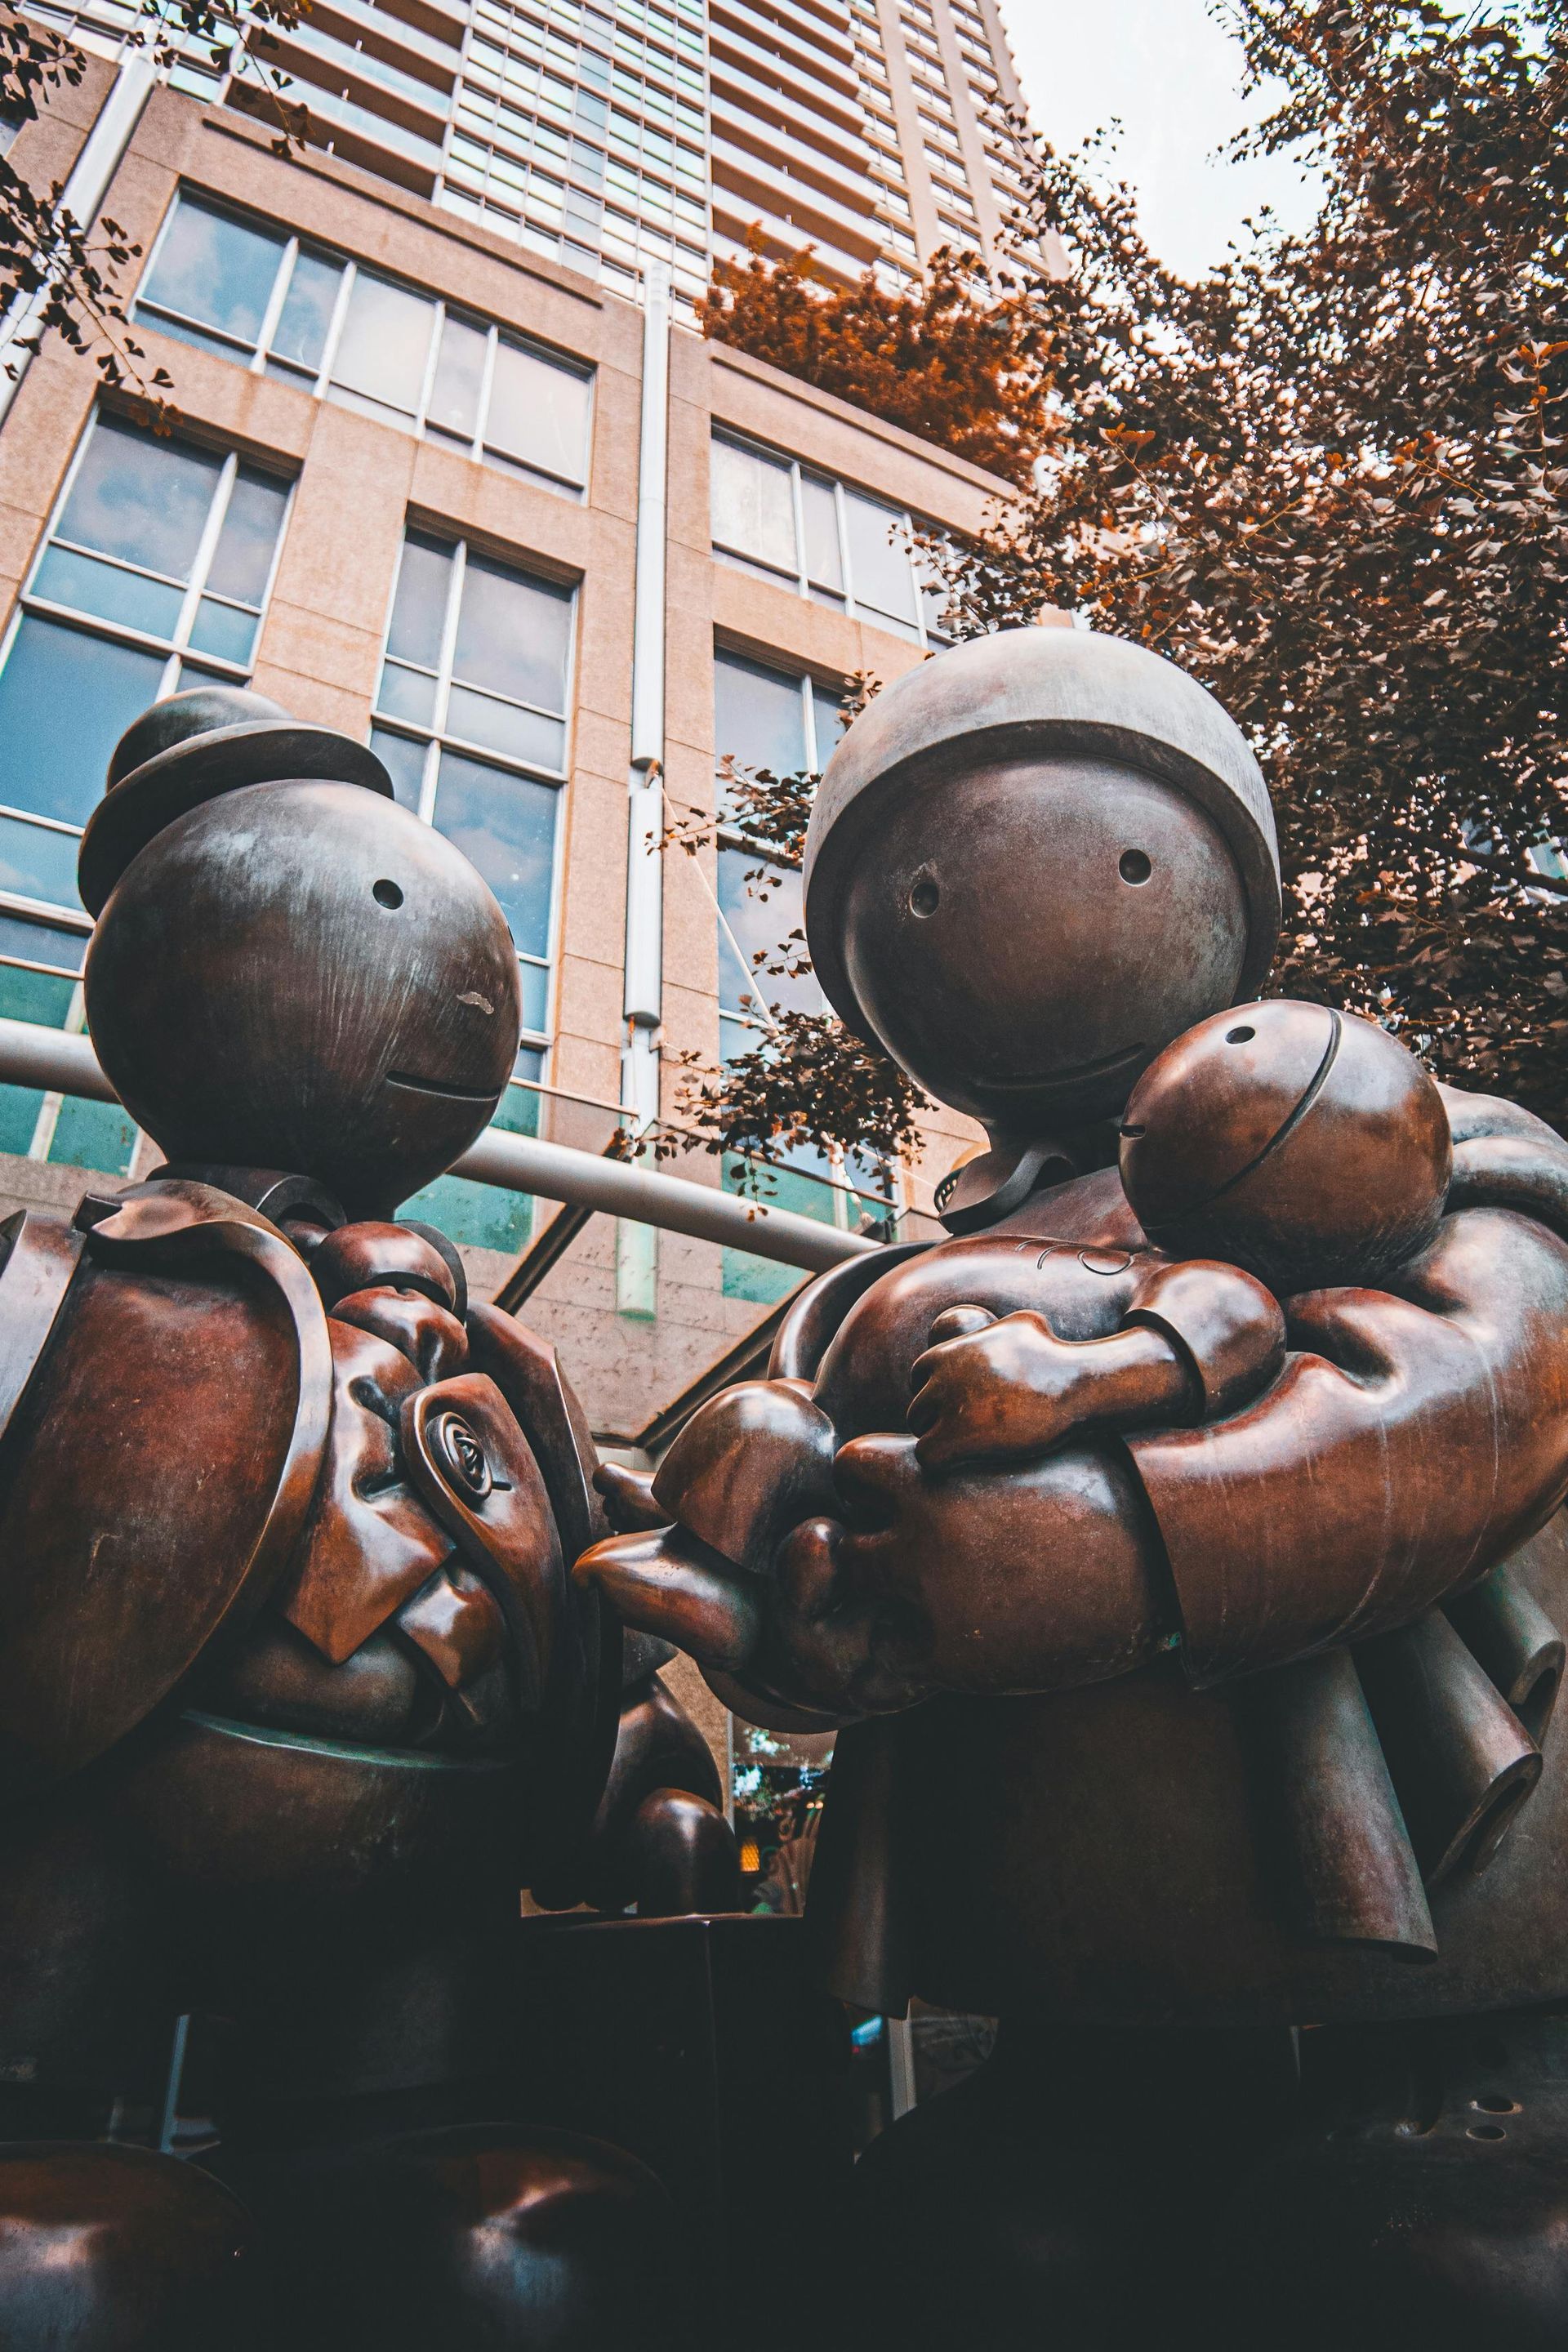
[1131,1204,1568,1685]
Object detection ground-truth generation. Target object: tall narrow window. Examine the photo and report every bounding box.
[0,408,291,1177]
[711,649,886,1300]
[372,530,577,1252]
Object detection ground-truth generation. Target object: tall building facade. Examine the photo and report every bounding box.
[30,0,1032,309]
[0,28,1027,1451]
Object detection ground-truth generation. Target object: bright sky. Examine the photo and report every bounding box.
[996,0,1323,281]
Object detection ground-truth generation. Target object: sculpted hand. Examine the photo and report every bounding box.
[909,1307,1194,1472]
[575,1379,1171,1716]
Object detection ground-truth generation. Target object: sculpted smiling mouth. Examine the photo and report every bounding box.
[385,1068,503,1102]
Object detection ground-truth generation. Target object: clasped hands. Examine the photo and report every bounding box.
[576,1307,1197,1720]
[906,1304,1199,1471]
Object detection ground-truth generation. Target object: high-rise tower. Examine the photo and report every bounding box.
[31,0,1033,309]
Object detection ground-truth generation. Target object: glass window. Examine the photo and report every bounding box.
[372,529,573,1051]
[135,192,287,356]
[133,189,593,495]
[710,435,796,576]
[327,269,438,424]
[709,431,942,646]
[0,412,292,913]
[844,490,919,629]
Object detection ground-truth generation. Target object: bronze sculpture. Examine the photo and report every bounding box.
[579,627,1568,2350]
[0,686,741,2349]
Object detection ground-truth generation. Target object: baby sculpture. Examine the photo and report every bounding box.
[0,687,737,2351]
[580,629,1568,2350]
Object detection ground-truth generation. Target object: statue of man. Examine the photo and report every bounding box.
[0,687,737,2350]
[580,627,1568,2350]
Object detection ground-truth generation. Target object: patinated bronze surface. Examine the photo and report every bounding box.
[0,687,742,2348]
[577,626,1568,2345]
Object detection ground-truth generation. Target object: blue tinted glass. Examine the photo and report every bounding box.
[56,416,221,583]
[516,957,549,1034]
[205,469,289,604]
[717,842,819,1019]
[139,194,285,345]
[0,619,167,833]
[431,750,557,958]
[369,726,428,811]
[811,682,846,770]
[376,662,438,728]
[30,547,183,638]
[445,684,564,771]
[0,914,84,973]
[396,1168,532,1252]
[452,554,572,714]
[48,1095,139,1175]
[0,1082,42,1154]
[270,247,342,370]
[386,534,452,668]
[186,598,257,665]
[714,652,807,790]
[0,960,74,1026]
[0,813,82,908]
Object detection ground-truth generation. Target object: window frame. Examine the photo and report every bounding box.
[712,645,900,1243]
[0,409,295,933]
[132,186,596,500]
[370,528,577,1059]
[709,428,957,649]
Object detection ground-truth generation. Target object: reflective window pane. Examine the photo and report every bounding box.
[270,248,343,372]
[452,555,572,717]
[30,547,183,638]
[0,960,74,1027]
[328,270,437,419]
[717,844,819,1020]
[516,957,550,1035]
[385,535,453,669]
[0,813,86,910]
[445,684,564,772]
[714,651,808,805]
[0,618,167,832]
[485,339,590,483]
[56,416,222,585]
[429,313,488,441]
[430,749,557,957]
[376,662,439,729]
[811,682,846,771]
[138,194,286,347]
[49,1095,139,1174]
[205,470,290,605]
[710,436,797,574]
[370,725,429,811]
[800,474,843,591]
[186,598,257,665]
[844,490,918,627]
[0,914,85,974]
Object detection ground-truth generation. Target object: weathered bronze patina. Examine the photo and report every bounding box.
[580,627,1568,2350]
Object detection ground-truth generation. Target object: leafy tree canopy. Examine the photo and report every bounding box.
[693,0,1568,1178]
[697,226,1055,488]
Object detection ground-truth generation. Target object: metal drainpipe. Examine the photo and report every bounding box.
[0,56,158,430]
[617,260,671,1316]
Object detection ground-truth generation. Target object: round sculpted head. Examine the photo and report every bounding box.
[803,630,1282,1136]
[1120,999,1452,1292]
[82,692,521,1218]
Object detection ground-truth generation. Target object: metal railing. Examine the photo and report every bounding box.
[0,1016,879,1273]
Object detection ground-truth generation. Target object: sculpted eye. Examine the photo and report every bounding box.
[430,1410,492,1501]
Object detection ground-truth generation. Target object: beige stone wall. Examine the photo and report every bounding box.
[0,73,1000,1440]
